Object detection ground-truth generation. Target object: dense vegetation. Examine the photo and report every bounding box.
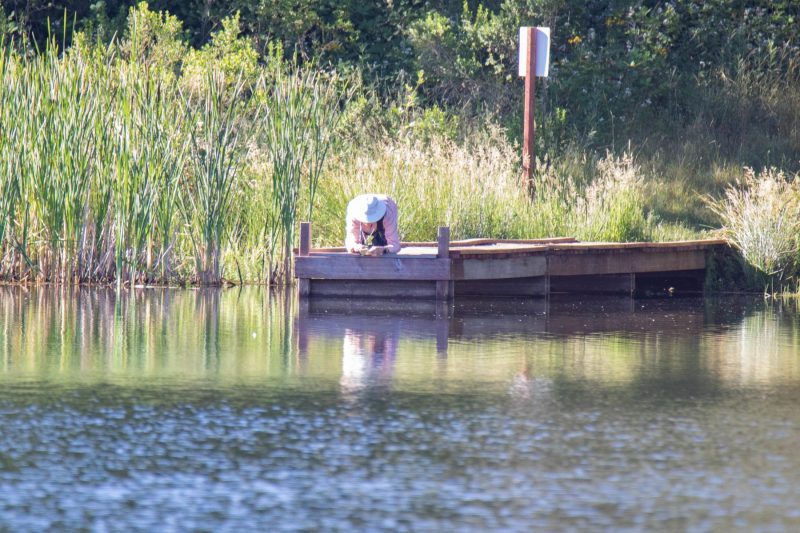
[0,1,798,290]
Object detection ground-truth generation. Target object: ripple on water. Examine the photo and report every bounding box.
[0,291,799,530]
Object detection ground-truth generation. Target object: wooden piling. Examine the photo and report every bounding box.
[436,227,454,301]
[298,222,311,297]
[299,222,311,256]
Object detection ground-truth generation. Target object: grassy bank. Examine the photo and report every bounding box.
[0,23,345,286]
[1,3,799,292]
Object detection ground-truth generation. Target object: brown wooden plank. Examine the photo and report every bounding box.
[296,255,450,280]
[298,238,724,255]
[454,245,548,257]
[549,239,726,251]
[434,227,452,299]
[436,280,450,300]
[386,236,578,247]
[451,239,724,257]
[494,237,577,244]
[550,273,634,294]
[298,238,569,253]
[310,247,438,258]
[455,277,548,296]
[548,249,706,276]
[310,279,437,298]
[304,247,345,252]
[454,255,547,280]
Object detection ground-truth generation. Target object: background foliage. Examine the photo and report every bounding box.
[1,0,799,289]
[3,1,798,160]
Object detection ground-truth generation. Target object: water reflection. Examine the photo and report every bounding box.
[297,294,800,394]
[0,286,297,382]
[0,286,798,392]
[340,326,399,395]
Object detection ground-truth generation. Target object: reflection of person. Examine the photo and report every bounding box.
[345,194,401,256]
[340,328,398,394]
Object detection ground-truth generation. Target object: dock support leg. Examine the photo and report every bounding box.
[436,226,453,302]
[298,279,310,297]
[436,280,453,300]
[298,222,311,298]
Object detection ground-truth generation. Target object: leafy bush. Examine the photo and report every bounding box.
[181,12,259,93]
[121,2,187,80]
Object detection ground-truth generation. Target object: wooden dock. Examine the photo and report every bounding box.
[294,222,728,300]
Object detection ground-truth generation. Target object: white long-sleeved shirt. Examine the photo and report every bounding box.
[344,195,401,254]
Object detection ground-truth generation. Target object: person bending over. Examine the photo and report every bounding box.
[345,194,401,256]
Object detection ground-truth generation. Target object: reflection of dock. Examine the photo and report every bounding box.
[297,296,729,356]
[298,298,452,356]
[295,223,728,300]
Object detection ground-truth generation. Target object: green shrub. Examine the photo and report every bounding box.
[181,12,259,93]
[121,2,187,80]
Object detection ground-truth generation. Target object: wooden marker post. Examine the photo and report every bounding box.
[523,26,537,190]
[520,26,550,193]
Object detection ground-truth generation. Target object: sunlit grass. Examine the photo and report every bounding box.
[705,167,800,291]
[312,134,682,247]
[2,29,799,289]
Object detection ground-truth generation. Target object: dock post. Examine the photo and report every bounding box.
[436,226,453,301]
[298,222,311,297]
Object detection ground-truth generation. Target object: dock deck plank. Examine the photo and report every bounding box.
[296,255,451,280]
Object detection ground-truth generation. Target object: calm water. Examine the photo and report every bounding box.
[0,287,799,531]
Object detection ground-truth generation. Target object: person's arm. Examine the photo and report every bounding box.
[345,214,362,253]
[381,198,401,254]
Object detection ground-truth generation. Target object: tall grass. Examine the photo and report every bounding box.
[706,167,800,291]
[314,125,539,243]
[182,71,244,285]
[0,39,213,285]
[0,35,352,286]
[257,67,346,279]
[0,43,21,264]
[577,152,649,242]
[313,130,661,246]
[27,44,97,282]
[110,64,187,286]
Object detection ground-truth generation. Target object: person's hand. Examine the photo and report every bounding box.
[349,244,366,254]
[364,246,385,257]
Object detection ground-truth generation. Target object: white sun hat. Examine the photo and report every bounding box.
[347,194,387,223]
